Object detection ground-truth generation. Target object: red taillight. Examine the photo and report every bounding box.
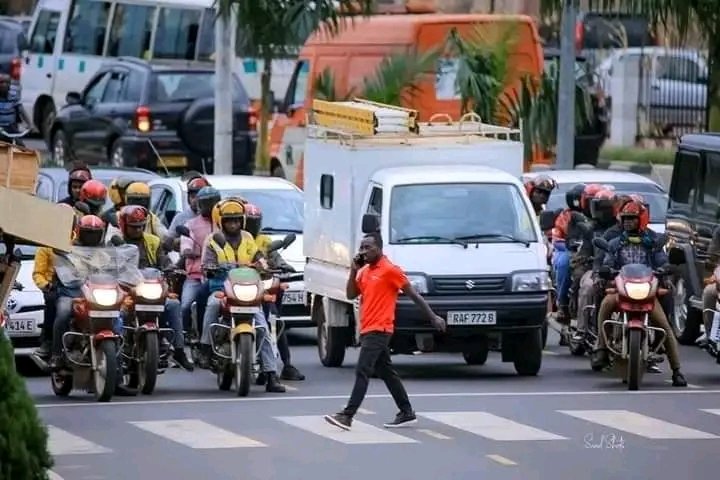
[574,22,583,51]
[248,106,258,130]
[10,58,21,81]
[135,106,151,132]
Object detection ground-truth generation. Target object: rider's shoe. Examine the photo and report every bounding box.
[571,330,585,343]
[34,340,51,359]
[255,372,267,386]
[196,344,212,369]
[265,372,286,393]
[671,369,687,387]
[173,349,194,372]
[646,362,662,373]
[281,365,305,381]
[590,348,609,370]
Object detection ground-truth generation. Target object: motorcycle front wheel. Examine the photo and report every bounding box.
[627,329,644,391]
[235,334,253,397]
[138,332,159,395]
[93,340,118,402]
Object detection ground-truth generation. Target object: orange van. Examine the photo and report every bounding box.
[268,13,544,187]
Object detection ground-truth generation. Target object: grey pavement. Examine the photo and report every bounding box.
[24,329,720,480]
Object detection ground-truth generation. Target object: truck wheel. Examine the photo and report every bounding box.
[314,300,346,367]
[513,330,543,376]
[462,349,488,365]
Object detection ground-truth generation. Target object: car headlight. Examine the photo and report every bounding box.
[625,282,651,300]
[233,284,259,302]
[512,271,551,292]
[406,275,427,294]
[136,282,163,300]
[92,288,118,306]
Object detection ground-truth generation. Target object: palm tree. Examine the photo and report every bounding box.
[216,0,374,173]
[540,0,720,130]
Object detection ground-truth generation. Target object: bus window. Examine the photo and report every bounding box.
[153,8,201,60]
[107,3,155,58]
[63,0,111,55]
[29,10,60,54]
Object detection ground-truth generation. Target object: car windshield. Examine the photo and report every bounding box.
[389,183,537,244]
[150,72,248,104]
[222,189,304,233]
[546,181,668,223]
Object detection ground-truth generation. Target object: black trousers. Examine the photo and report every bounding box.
[343,332,412,416]
[42,290,57,343]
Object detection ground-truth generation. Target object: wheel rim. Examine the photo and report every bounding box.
[111,145,123,167]
[93,347,108,395]
[673,278,687,332]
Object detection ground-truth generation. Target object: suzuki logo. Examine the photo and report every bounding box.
[6,297,17,313]
[465,280,475,290]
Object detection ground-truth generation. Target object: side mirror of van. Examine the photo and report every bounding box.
[66,92,82,105]
[538,210,558,231]
[361,214,380,234]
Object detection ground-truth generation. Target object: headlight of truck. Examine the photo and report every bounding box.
[405,275,428,294]
[233,284,259,302]
[512,271,551,292]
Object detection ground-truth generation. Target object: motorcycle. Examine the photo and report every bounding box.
[701,265,720,363]
[50,244,143,401]
[120,267,175,394]
[592,236,682,390]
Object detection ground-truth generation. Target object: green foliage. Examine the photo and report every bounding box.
[0,333,53,480]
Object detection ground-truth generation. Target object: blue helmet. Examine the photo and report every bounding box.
[196,186,221,215]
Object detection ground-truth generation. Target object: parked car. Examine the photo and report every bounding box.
[6,167,159,359]
[148,175,310,327]
[522,168,668,232]
[0,17,27,89]
[48,57,258,175]
[664,133,720,345]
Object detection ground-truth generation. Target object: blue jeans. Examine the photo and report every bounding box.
[181,279,209,333]
[552,246,571,308]
[201,295,278,373]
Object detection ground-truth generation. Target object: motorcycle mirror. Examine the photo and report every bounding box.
[593,237,609,251]
[109,235,125,246]
[282,233,296,248]
[668,246,686,265]
[74,201,91,215]
[175,225,191,238]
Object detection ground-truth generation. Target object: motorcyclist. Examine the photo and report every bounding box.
[117,205,193,371]
[101,176,134,226]
[124,181,167,238]
[180,186,221,335]
[572,188,618,343]
[590,200,687,387]
[551,183,589,332]
[58,164,92,206]
[49,215,136,395]
[243,203,305,382]
[198,199,287,393]
[164,176,211,248]
[524,175,557,216]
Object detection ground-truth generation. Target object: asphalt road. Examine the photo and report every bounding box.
[21,328,720,480]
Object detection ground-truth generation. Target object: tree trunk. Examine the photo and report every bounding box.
[708,42,720,131]
[254,55,273,175]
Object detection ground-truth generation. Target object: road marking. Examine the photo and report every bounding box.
[34,389,720,408]
[486,454,517,466]
[664,380,702,389]
[542,350,559,355]
[48,471,65,480]
[701,409,720,416]
[418,412,566,441]
[417,428,451,440]
[129,419,266,448]
[558,410,719,439]
[47,426,112,455]
[275,415,418,444]
[357,408,375,415]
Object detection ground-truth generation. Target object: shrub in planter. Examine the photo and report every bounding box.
[0,332,54,479]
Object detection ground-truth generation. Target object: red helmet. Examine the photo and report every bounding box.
[187,177,211,195]
[618,200,649,231]
[524,175,557,197]
[118,205,148,234]
[580,183,604,212]
[77,214,105,246]
[79,180,107,209]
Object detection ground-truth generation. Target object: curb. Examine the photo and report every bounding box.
[596,160,653,174]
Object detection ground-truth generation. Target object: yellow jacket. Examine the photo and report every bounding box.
[32,247,55,290]
[255,234,272,255]
[207,230,258,265]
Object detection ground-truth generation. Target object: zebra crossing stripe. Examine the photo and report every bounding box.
[128,419,266,448]
[275,415,418,444]
[47,425,112,455]
[701,409,720,417]
[419,412,567,441]
[558,410,719,439]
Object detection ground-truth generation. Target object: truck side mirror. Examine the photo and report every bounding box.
[361,214,379,234]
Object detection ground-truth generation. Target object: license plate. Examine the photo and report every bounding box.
[161,156,187,168]
[230,306,260,314]
[7,318,35,335]
[283,291,305,305]
[446,311,497,325]
[135,304,165,312]
[89,310,119,318]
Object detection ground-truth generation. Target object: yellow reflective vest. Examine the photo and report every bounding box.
[143,233,160,266]
[208,231,258,265]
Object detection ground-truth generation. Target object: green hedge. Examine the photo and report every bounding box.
[599,146,675,165]
[0,332,54,479]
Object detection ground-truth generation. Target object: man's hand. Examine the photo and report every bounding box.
[430,314,446,332]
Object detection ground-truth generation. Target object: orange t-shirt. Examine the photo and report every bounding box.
[356,256,408,335]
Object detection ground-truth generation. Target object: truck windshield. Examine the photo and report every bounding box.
[389,183,537,245]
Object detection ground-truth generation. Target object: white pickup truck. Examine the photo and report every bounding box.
[303,100,551,376]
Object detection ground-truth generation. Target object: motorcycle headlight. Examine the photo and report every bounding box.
[92,288,118,306]
[233,284,259,302]
[625,282,651,300]
[136,282,163,300]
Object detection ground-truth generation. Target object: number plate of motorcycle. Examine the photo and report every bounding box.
[135,304,165,312]
[283,291,305,305]
[89,310,120,318]
[6,318,35,336]
[230,306,260,314]
[446,311,497,325]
